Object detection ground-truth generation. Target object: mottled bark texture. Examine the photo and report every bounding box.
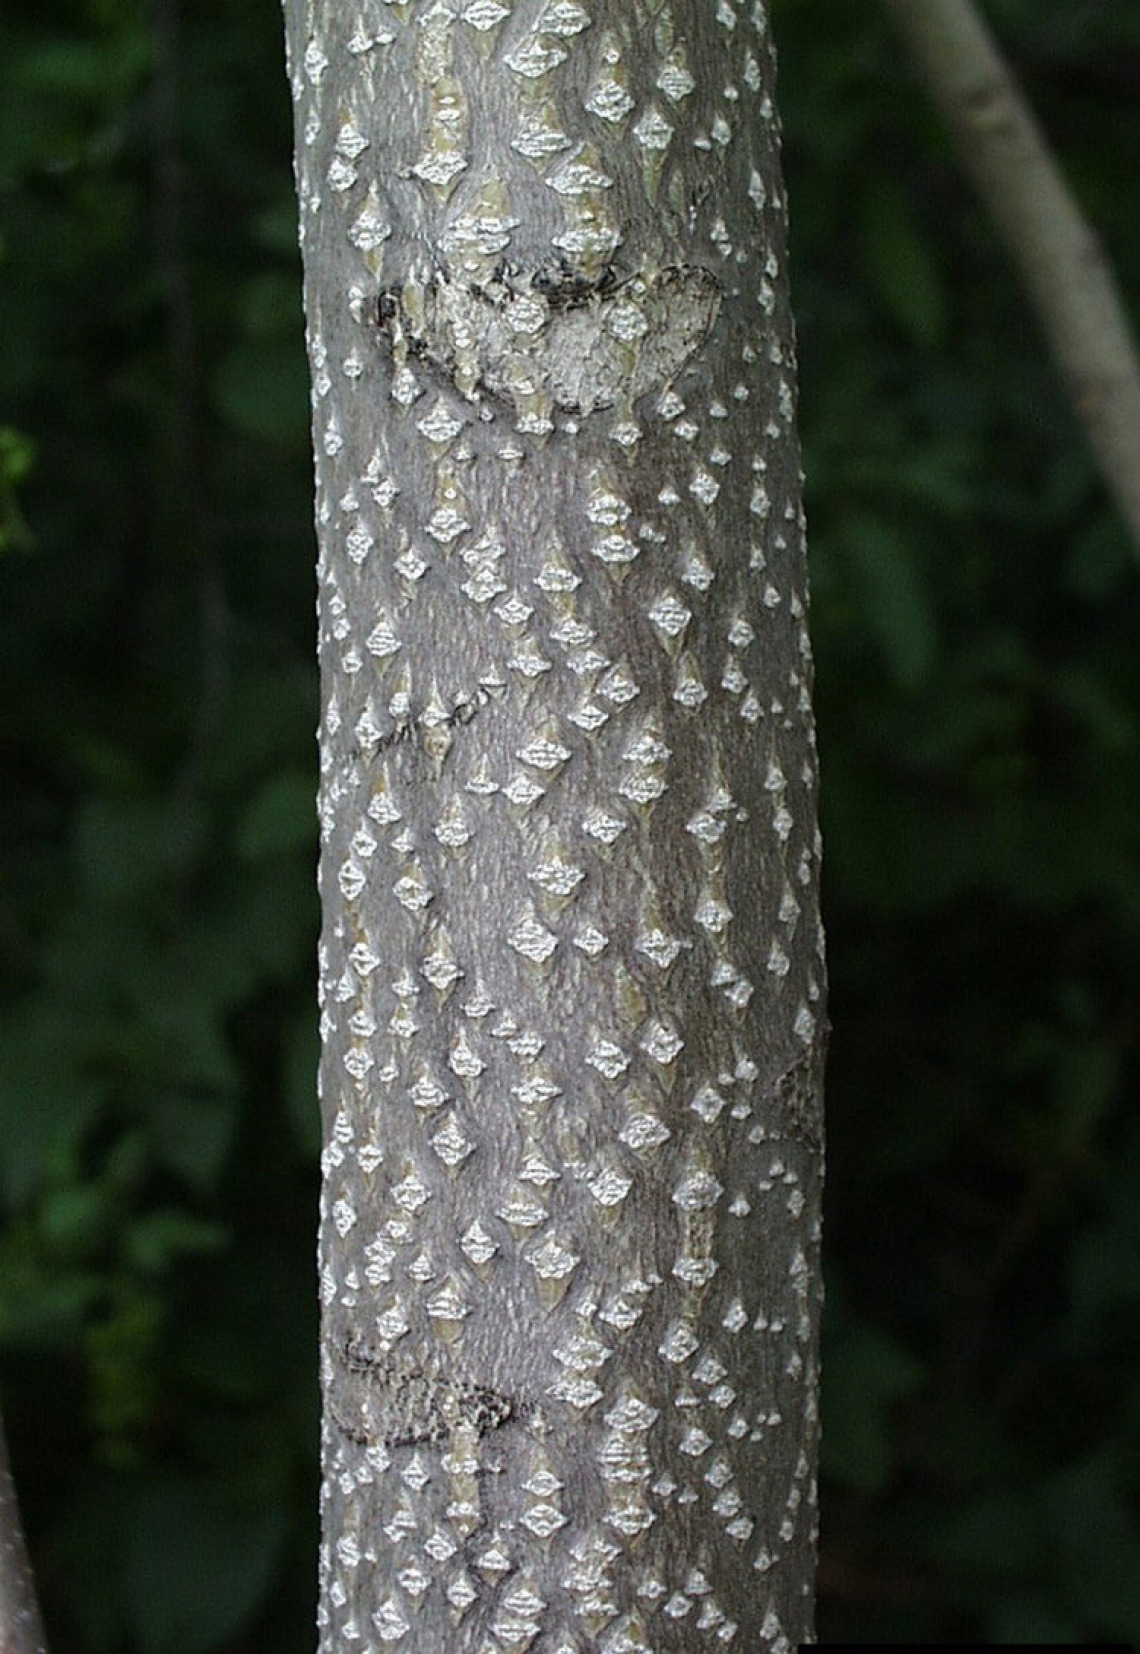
[882,0,1140,557]
[282,0,826,1648]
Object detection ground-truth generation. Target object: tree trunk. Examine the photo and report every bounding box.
[282,0,826,1647]
[0,1404,47,1654]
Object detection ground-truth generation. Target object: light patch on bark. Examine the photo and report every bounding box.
[378,263,722,419]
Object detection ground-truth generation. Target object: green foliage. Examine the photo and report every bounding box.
[0,0,1138,1646]
[0,0,318,1643]
[0,427,37,554]
[122,1482,287,1654]
[858,179,949,351]
[821,1309,925,1494]
[776,0,1140,1638]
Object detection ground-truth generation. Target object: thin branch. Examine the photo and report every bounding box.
[0,1404,47,1654]
[880,0,1140,556]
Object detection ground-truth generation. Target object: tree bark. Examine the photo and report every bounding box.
[0,1405,47,1654]
[282,0,826,1648]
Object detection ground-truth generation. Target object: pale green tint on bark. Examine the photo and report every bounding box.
[283,0,825,1646]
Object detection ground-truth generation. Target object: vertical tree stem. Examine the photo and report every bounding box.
[882,0,1140,555]
[284,0,827,1645]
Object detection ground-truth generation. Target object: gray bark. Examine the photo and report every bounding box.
[0,1405,47,1654]
[282,0,826,1648]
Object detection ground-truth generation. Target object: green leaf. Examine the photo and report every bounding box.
[1045,1454,1140,1637]
[123,1210,228,1274]
[202,666,316,793]
[0,425,36,553]
[145,993,239,1091]
[235,769,318,860]
[238,271,304,339]
[40,1182,115,1258]
[989,1593,1085,1644]
[1069,1131,1140,1327]
[282,1009,320,1157]
[20,34,152,102]
[252,194,303,256]
[0,1009,104,1207]
[230,862,319,982]
[86,1287,166,1445]
[0,1236,103,1347]
[821,1322,925,1492]
[213,339,309,445]
[149,1090,237,1196]
[1065,512,1133,600]
[927,1490,1042,1578]
[124,1481,286,1654]
[859,179,948,349]
[842,512,937,689]
[1052,664,1136,751]
[73,794,173,907]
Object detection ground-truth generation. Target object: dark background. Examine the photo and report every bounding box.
[2,0,1138,1646]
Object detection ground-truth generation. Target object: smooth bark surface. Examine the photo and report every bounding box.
[283,0,826,1647]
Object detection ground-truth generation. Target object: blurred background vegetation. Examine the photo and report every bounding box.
[1,0,1138,1646]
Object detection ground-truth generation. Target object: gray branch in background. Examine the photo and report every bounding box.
[0,1405,47,1654]
[881,0,1140,556]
